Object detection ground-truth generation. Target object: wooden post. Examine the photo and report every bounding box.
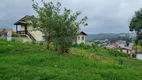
[25,24,27,34]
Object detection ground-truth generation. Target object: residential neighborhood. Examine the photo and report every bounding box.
[0,27,141,60]
[93,39,137,58]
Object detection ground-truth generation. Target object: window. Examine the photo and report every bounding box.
[82,36,84,40]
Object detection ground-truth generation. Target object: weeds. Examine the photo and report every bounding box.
[0,40,142,80]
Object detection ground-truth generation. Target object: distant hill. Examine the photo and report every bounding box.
[87,33,136,41]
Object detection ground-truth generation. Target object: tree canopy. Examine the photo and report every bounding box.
[30,0,88,54]
[129,8,142,44]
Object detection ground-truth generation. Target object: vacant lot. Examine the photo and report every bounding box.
[0,40,142,80]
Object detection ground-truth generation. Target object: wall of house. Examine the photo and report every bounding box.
[19,24,33,31]
[29,31,44,41]
[28,25,44,42]
[19,25,44,42]
[27,25,34,31]
[77,35,86,44]
[20,25,25,31]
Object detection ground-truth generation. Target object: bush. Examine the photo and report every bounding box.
[11,39,16,42]
[108,49,127,57]
[32,41,36,44]
[40,41,44,46]
[12,32,20,37]
[92,43,97,48]
[77,43,91,49]
[117,59,123,65]
[72,43,78,47]
[138,40,142,46]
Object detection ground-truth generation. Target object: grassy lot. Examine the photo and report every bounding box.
[0,40,142,80]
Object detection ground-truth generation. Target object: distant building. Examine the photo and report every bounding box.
[105,45,114,49]
[0,29,12,38]
[112,43,119,48]
[77,31,87,44]
[116,40,126,45]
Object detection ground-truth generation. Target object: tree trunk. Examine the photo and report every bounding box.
[46,40,49,49]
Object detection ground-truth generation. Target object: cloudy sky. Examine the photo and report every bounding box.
[0,0,142,34]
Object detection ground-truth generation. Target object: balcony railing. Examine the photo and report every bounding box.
[17,30,36,41]
[17,31,26,35]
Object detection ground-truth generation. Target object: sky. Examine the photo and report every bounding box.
[0,0,142,34]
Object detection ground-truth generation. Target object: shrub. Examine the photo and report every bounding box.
[92,43,97,48]
[72,43,78,48]
[11,39,17,42]
[32,41,36,44]
[78,43,91,49]
[12,32,20,37]
[138,40,142,46]
[40,41,44,46]
[108,49,127,57]
[72,43,91,49]
[117,59,123,65]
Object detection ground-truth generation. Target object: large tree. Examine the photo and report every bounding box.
[129,8,142,44]
[54,9,88,54]
[31,0,87,54]
[30,0,61,49]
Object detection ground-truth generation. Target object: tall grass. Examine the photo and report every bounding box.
[0,40,142,80]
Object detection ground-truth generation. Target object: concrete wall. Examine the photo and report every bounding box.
[77,35,86,44]
[12,37,32,42]
[12,37,24,41]
[23,36,32,42]
[136,54,142,60]
[29,31,44,41]
[122,50,128,53]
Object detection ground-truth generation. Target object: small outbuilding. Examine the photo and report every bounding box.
[77,31,87,44]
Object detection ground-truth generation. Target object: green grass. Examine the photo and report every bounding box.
[0,40,142,80]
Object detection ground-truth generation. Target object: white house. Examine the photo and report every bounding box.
[77,31,87,44]
[14,15,87,43]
